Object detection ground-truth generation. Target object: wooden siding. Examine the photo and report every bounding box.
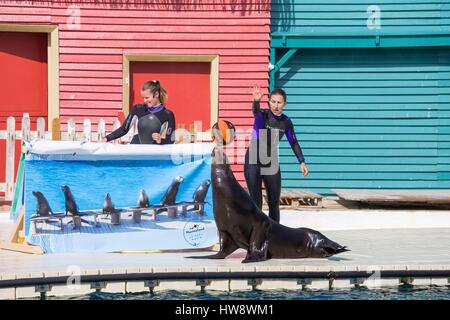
[277,47,450,195]
[271,0,450,35]
[0,0,272,183]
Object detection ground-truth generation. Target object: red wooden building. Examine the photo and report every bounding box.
[0,0,271,187]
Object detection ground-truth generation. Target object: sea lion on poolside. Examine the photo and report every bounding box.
[32,191,54,217]
[61,185,80,216]
[193,180,211,204]
[138,189,150,208]
[161,176,184,206]
[189,146,349,263]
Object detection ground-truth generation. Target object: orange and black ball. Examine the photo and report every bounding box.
[212,120,235,145]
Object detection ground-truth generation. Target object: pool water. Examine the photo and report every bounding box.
[42,285,449,300]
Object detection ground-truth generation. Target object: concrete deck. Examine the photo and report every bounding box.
[0,209,449,299]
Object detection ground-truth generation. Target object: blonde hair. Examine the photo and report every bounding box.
[141,80,168,105]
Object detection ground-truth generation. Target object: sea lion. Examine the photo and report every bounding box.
[103,193,116,215]
[61,185,80,216]
[189,146,349,263]
[138,189,150,208]
[193,180,211,204]
[32,191,54,217]
[161,176,184,206]
[102,192,121,224]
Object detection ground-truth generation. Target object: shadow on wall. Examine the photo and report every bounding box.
[35,0,271,14]
[271,0,295,32]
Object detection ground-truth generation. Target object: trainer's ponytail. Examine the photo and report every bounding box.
[142,80,168,105]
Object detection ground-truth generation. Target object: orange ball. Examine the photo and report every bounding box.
[212,120,235,145]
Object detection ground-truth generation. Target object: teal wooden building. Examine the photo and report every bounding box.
[270,0,450,195]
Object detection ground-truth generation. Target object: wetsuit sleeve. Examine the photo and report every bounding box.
[286,119,305,163]
[106,107,138,142]
[161,110,176,145]
[252,100,261,115]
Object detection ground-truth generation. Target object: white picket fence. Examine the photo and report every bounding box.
[0,113,134,201]
[0,113,209,201]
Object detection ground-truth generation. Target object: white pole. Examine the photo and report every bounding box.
[83,119,91,142]
[112,119,121,144]
[21,113,30,142]
[67,118,76,141]
[97,119,106,142]
[37,117,45,140]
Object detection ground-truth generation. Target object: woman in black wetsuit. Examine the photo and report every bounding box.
[244,85,309,223]
[105,80,176,144]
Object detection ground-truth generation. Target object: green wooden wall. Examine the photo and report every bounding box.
[271,0,449,35]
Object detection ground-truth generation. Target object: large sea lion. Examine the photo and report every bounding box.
[190,146,349,263]
[32,191,54,217]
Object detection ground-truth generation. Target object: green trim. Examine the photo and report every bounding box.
[270,49,298,92]
[273,49,298,72]
[271,33,450,48]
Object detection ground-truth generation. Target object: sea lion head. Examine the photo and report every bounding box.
[61,185,70,193]
[203,180,211,187]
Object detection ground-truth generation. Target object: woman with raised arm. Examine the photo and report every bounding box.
[244,85,309,223]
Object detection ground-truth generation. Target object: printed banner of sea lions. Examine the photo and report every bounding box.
[23,141,217,253]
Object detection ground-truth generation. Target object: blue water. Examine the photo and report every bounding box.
[39,286,450,300]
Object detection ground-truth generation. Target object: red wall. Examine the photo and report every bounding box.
[0,0,271,183]
[130,62,211,130]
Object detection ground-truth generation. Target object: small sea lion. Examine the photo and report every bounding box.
[138,189,150,208]
[102,193,116,215]
[32,191,54,217]
[61,185,80,216]
[193,180,211,204]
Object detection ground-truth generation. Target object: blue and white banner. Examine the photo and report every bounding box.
[23,140,217,253]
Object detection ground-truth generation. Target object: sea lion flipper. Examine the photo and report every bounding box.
[242,220,271,263]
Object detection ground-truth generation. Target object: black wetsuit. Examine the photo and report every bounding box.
[106,104,176,144]
[244,101,305,222]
